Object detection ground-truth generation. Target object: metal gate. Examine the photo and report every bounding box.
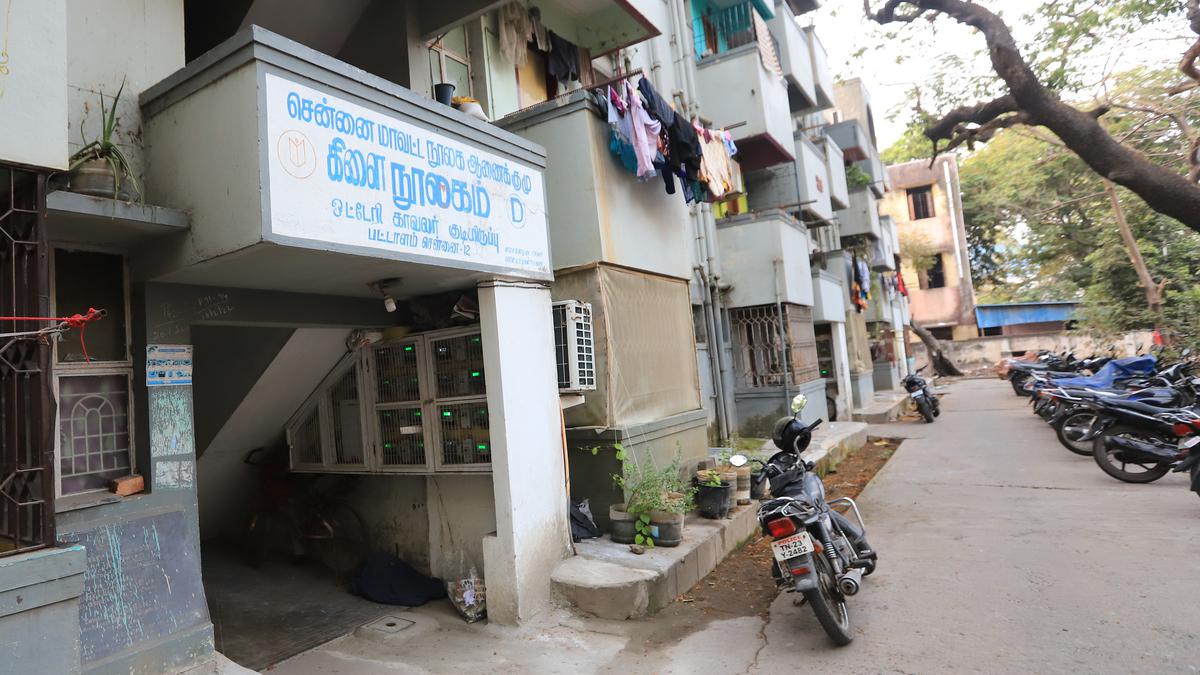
[0,166,53,557]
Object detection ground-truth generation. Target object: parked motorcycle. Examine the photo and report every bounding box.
[902,367,939,423]
[1088,400,1200,483]
[731,394,877,646]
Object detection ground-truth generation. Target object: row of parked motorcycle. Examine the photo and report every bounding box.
[1003,347,1200,499]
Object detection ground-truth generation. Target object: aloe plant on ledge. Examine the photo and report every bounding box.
[68,79,141,202]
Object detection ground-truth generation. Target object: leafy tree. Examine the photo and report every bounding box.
[881,122,934,164]
[864,1,1200,231]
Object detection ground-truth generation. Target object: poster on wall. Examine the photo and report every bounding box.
[146,344,193,386]
[263,73,551,279]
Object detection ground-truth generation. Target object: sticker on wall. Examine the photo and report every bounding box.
[146,344,193,386]
[154,460,194,489]
[149,387,195,458]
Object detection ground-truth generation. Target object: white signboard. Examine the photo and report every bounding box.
[146,344,193,387]
[264,74,550,278]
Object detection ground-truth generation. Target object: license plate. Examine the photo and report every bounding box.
[771,531,814,562]
[910,391,924,398]
[1180,436,1200,450]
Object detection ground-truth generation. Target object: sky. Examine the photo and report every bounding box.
[799,1,1190,150]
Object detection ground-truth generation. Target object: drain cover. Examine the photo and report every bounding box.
[362,615,415,634]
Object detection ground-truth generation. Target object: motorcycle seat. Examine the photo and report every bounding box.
[1101,398,1183,415]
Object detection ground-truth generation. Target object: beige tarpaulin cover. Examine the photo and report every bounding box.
[845,310,873,375]
[553,263,701,429]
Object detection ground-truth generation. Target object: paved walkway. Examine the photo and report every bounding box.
[271,379,1200,674]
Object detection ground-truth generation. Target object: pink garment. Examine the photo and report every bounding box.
[626,81,661,179]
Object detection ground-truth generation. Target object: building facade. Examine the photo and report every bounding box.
[1,1,906,672]
[881,155,978,341]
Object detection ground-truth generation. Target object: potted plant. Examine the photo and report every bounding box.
[613,455,695,548]
[695,469,731,519]
[68,79,141,202]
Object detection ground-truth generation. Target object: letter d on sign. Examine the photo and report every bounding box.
[509,196,525,228]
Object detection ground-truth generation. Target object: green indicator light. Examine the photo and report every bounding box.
[471,371,480,377]
[442,411,452,417]
[414,411,421,417]
[384,443,393,449]
[477,444,488,450]
[404,346,413,352]
[472,337,480,343]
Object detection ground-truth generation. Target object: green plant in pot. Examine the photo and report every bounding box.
[68,79,141,202]
[611,452,694,548]
[695,468,732,519]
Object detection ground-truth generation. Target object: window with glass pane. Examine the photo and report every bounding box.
[58,374,132,495]
[54,250,127,363]
[428,26,472,98]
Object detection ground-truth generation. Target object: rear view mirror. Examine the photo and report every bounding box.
[728,454,748,467]
[791,393,808,414]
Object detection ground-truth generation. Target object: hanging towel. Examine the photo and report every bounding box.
[529,6,550,51]
[547,30,581,84]
[498,2,532,66]
[627,81,661,179]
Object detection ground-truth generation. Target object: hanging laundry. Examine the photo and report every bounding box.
[528,6,550,51]
[895,255,909,297]
[498,2,533,66]
[606,86,638,174]
[547,30,581,84]
[696,125,734,199]
[627,81,661,179]
[637,77,702,185]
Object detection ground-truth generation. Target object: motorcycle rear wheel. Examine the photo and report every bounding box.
[1054,412,1096,456]
[802,552,854,646]
[917,397,934,423]
[1091,425,1172,484]
[1010,374,1031,397]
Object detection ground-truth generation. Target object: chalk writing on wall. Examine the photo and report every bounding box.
[149,386,194,458]
[60,511,208,664]
[151,292,235,341]
[154,460,195,489]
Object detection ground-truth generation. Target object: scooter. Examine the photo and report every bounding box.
[902,367,939,423]
[731,394,877,646]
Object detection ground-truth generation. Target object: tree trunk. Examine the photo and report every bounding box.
[1104,179,1167,334]
[910,321,964,376]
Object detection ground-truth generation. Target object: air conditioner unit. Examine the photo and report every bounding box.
[552,300,596,393]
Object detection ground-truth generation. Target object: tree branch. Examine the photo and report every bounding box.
[865,0,1200,231]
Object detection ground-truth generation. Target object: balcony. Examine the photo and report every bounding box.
[821,135,848,210]
[716,209,812,308]
[825,120,870,163]
[811,265,845,323]
[138,27,553,298]
[839,185,881,240]
[420,0,665,54]
[497,90,693,278]
[694,2,795,170]
[803,26,835,110]
[869,222,896,271]
[743,133,832,225]
[766,3,817,113]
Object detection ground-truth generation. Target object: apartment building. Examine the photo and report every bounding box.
[881,155,978,341]
[0,1,906,671]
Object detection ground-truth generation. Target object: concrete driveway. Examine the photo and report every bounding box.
[272,379,1200,674]
[653,377,1200,674]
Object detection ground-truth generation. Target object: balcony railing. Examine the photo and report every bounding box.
[693,2,781,75]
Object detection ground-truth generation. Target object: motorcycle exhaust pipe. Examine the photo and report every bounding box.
[837,568,864,596]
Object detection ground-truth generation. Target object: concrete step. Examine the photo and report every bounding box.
[552,421,870,621]
[852,391,911,423]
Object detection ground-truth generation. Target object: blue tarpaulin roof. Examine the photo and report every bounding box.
[975,301,1078,329]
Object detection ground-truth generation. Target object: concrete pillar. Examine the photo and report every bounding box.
[830,321,853,421]
[477,279,571,624]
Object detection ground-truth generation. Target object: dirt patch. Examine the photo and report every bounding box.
[665,437,903,621]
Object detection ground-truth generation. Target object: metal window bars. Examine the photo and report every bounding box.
[693,1,782,75]
[731,304,820,389]
[0,166,53,558]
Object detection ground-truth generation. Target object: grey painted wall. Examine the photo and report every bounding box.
[192,326,295,458]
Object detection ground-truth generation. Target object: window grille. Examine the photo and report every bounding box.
[694,1,782,75]
[288,328,492,474]
[731,304,821,389]
[57,374,132,494]
[0,166,52,558]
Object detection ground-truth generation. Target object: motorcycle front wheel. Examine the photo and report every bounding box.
[1010,373,1032,397]
[802,552,854,646]
[1055,411,1096,456]
[1091,425,1173,484]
